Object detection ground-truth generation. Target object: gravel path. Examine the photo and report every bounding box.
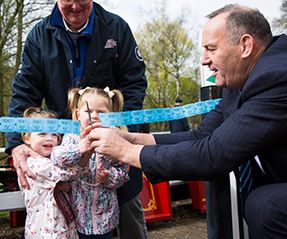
[0,199,207,239]
[147,200,207,239]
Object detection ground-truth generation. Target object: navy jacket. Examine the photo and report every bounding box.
[141,35,287,186]
[7,3,147,203]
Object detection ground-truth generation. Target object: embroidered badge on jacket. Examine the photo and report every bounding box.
[104,39,117,49]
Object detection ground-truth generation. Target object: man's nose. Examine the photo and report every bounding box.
[200,51,211,66]
[71,1,81,9]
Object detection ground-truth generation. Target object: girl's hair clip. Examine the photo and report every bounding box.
[78,87,92,96]
[103,86,115,98]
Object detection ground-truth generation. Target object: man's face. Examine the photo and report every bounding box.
[57,0,93,31]
[201,14,247,89]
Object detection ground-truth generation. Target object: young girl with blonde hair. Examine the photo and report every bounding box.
[21,107,83,239]
[51,87,129,239]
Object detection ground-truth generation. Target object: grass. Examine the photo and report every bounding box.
[0,211,9,218]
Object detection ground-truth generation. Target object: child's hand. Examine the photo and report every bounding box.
[96,161,109,184]
[78,137,94,154]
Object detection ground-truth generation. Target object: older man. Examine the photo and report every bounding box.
[89,4,287,238]
[6,0,148,238]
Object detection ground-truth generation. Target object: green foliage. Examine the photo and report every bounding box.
[135,16,200,131]
[0,211,9,217]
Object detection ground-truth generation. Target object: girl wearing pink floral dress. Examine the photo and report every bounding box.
[20,107,91,239]
[51,87,129,239]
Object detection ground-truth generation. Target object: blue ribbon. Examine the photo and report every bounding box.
[0,99,221,133]
[99,99,221,126]
[0,117,81,134]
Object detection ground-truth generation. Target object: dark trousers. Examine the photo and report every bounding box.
[118,195,148,239]
[206,175,233,239]
[78,231,113,239]
[245,183,287,239]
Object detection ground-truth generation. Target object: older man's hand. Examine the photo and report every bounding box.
[12,144,38,189]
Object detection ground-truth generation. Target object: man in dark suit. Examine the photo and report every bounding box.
[89,4,287,238]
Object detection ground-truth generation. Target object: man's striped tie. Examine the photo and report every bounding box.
[239,160,253,206]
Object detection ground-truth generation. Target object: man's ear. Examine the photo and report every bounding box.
[240,34,253,59]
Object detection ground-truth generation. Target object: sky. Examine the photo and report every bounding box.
[100,0,282,33]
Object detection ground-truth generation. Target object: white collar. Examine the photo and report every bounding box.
[62,17,89,33]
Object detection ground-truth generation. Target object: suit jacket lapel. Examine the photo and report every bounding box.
[223,89,242,119]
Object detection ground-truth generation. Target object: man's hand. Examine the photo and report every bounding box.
[88,128,143,168]
[82,122,103,138]
[12,144,39,189]
[82,123,135,143]
[88,128,130,160]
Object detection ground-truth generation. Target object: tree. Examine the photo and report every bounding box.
[272,0,287,34]
[135,15,200,131]
[0,1,22,147]
[0,0,53,147]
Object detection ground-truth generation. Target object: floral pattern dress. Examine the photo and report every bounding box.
[51,133,130,236]
[23,156,86,239]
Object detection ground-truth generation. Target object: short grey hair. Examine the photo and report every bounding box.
[206,4,273,46]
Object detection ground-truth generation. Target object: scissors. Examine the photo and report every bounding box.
[85,101,92,126]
